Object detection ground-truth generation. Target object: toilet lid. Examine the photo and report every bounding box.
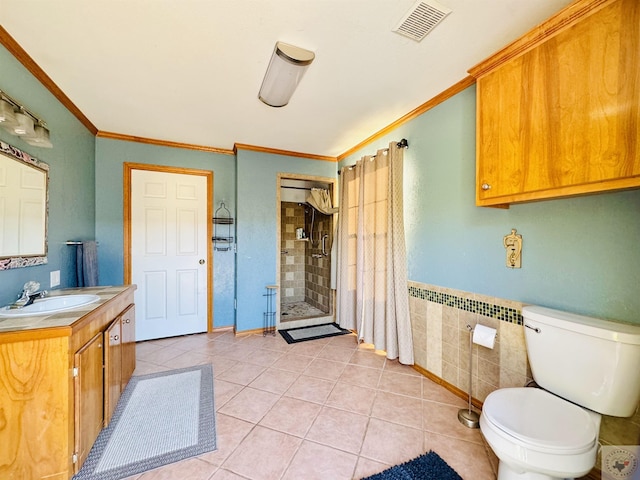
[483,388,596,453]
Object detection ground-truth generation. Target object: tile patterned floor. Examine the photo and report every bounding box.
[280,301,326,321]
[124,330,498,480]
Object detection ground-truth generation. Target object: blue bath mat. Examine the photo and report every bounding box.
[363,450,463,480]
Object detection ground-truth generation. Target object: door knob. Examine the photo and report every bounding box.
[199,259,205,264]
[481,183,491,191]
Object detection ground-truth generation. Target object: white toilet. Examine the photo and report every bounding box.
[480,305,640,480]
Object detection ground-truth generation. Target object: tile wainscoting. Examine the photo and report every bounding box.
[408,280,530,403]
[408,280,640,465]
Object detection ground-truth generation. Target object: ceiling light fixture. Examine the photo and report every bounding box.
[258,42,315,107]
[0,90,53,148]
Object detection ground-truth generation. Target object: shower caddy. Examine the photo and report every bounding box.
[212,201,234,251]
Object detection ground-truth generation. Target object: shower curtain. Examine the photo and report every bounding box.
[336,141,413,364]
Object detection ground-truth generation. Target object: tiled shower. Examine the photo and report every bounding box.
[280,201,333,322]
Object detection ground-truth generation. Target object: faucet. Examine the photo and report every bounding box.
[8,281,48,309]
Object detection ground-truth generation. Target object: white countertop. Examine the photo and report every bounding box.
[0,286,133,333]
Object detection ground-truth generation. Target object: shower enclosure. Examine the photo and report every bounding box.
[278,176,336,329]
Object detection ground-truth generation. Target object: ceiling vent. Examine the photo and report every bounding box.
[393,0,452,42]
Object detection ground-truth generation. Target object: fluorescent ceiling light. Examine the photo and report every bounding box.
[259,42,315,107]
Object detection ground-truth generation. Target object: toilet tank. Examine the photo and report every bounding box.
[523,305,640,417]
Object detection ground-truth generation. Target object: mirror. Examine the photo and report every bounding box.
[0,141,48,270]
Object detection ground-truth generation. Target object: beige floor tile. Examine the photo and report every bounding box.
[426,431,496,480]
[215,361,265,386]
[241,348,283,367]
[212,343,255,362]
[198,414,254,467]
[423,400,485,444]
[281,440,358,480]
[353,456,390,480]
[338,364,383,388]
[370,391,423,428]
[289,340,329,357]
[303,357,347,381]
[213,379,243,409]
[209,356,238,378]
[132,360,171,376]
[217,387,279,423]
[222,426,301,480]
[317,344,359,363]
[270,353,315,373]
[423,377,468,407]
[209,468,249,479]
[248,367,299,395]
[378,370,423,398]
[325,381,377,416]
[284,374,335,404]
[141,345,185,365]
[259,396,322,437]
[306,406,369,454]
[166,351,212,369]
[138,457,216,479]
[327,333,359,348]
[383,358,422,376]
[360,418,424,465]
[349,350,387,369]
[126,332,498,480]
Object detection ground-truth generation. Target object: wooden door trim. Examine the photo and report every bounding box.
[123,162,214,332]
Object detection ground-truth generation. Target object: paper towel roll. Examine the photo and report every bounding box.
[473,324,497,349]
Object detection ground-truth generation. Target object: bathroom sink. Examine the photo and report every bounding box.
[0,294,101,317]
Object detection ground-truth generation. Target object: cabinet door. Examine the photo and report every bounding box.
[120,304,136,388]
[475,0,640,206]
[74,332,104,473]
[104,319,122,426]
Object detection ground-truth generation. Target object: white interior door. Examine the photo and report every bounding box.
[131,169,208,341]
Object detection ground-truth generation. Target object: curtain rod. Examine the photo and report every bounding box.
[338,138,408,175]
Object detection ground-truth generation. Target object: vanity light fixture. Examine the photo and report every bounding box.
[258,42,315,107]
[0,97,18,128]
[0,90,53,148]
[23,121,53,148]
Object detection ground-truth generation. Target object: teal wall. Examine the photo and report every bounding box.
[0,45,96,307]
[3,38,638,327]
[235,149,336,332]
[94,138,237,327]
[340,86,640,324]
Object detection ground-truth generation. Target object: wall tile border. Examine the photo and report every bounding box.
[408,285,523,325]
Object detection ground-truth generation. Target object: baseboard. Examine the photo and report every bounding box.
[412,364,484,409]
[233,326,265,336]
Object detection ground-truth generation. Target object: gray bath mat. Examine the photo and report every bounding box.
[279,322,352,344]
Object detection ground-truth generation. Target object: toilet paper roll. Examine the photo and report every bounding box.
[473,324,497,349]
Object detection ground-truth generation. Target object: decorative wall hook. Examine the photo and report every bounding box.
[503,228,522,269]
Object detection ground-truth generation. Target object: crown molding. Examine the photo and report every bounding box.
[468,0,611,78]
[234,143,337,162]
[337,75,476,161]
[97,131,235,155]
[0,26,98,135]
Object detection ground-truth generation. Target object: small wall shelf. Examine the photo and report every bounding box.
[213,202,234,251]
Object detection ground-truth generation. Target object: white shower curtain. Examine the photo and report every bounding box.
[336,141,413,364]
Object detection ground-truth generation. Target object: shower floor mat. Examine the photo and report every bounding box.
[279,322,352,344]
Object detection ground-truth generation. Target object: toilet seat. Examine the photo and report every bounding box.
[482,388,596,454]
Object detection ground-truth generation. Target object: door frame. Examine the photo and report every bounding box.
[123,162,214,332]
[276,172,337,330]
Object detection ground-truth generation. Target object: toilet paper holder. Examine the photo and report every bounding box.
[458,324,498,429]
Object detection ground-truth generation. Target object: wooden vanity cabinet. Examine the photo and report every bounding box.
[120,304,136,391]
[104,318,122,425]
[469,0,640,207]
[0,286,136,480]
[73,332,104,470]
[104,304,135,425]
